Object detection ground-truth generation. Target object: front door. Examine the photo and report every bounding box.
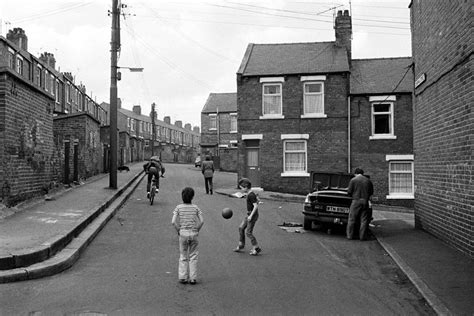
[245,147,261,188]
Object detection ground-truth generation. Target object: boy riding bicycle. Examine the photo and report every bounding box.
[143,157,165,198]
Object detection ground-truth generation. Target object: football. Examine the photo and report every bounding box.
[222,207,233,219]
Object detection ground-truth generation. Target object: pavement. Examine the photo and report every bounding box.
[0,163,473,316]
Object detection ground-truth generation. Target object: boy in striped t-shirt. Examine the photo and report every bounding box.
[172,187,204,285]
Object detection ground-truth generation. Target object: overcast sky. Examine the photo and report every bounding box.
[0,0,411,128]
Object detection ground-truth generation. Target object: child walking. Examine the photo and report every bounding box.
[233,178,262,256]
[172,187,204,284]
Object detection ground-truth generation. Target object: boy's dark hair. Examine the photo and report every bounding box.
[354,168,364,175]
[182,187,195,203]
[238,178,252,189]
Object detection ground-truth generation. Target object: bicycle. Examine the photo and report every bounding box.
[149,174,164,205]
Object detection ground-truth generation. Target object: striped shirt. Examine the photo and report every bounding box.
[173,204,202,231]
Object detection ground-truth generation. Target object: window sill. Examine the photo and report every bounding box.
[230,131,237,134]
[209,128,217,131]
[300,114,327,119]
[281,172,310,177]
[259,115,284,120]
[386,194,414,200]
[370,135,397,140]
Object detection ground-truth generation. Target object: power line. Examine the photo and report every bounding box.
[207,3,409,30]
[9,1,94,24]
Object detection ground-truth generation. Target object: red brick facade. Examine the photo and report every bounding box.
[410,1,473,257]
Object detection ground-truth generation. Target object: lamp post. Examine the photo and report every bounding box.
[151,102,156,157]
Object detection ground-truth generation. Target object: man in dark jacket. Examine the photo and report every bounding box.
[346,168,374,240]
[201,155,215,194]
[143,157,165,198]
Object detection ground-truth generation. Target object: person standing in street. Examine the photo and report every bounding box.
[346,168,374,241]
[201,155,215,194]
[233,178,262,256]
[171,187,204,285]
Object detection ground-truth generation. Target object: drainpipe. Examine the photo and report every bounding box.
[347,96,351,173]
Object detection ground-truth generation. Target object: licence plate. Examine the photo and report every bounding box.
[327,206,349,214]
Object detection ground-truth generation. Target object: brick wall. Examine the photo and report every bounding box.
[351,94,414,207]
[237,73,349,194]
[0,71,59,205]
[53,113,102,181]
[411,0,473,257]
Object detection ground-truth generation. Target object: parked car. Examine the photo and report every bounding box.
[302,172,372,231]
[194,156,201,167]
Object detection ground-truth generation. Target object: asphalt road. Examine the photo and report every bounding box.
[0,164,434,315]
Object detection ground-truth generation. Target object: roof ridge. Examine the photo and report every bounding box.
[352,56,412,61]
[252,41,334,46]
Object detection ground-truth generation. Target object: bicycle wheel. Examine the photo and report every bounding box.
[149,185,155,205]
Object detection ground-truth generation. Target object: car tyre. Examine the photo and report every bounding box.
[303,217,312,230]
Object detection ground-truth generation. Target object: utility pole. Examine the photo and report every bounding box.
[151,102,156,157]
[109,0,120,189]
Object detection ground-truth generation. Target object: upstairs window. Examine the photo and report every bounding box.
[209,114,217,130]
[35,65,42,86]
[262,83,282,116]
[230,113,237,132]
[303,82,324,116]
[8,49,15,69]
[16,56,24,76]
[370,96,396,140]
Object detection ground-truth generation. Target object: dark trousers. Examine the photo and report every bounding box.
[204,177,213,194]
[147,170,160,192]
[346,199,370,240]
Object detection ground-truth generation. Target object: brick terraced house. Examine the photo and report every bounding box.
[200,92,238,171]
[0,28,106,206]
[410,1,473,257]
[236,10,414,207]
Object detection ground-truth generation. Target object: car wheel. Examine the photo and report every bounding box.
[303,217,312,230]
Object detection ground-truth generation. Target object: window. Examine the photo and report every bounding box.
[55,80,60,103]
[45,70,50,92]
[16,56,23,75]
[66,83,71,103]
[262,83,282,117]
[230,113,237,132]
[130,119,135,132]
[8,49,15,69]
[388,161,414,198]
[281,134,309,177]
[35,65,42,86]
[209,114,217,130]
[303,82,325,116]
[370,96,396,140]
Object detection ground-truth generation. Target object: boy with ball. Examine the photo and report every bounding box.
[233,178,262,256]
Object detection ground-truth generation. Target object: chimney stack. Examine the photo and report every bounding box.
[193,126,200,133]
[132,105,141,115]
[175,120,182,128]
[164,116,171,124]
[185,123,191,130]
[7,28,28,51]
[335,10,352,62]
[39,52,56,70]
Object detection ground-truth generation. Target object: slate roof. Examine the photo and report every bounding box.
[237,42,350,76]
[350,57,413,94]
[201,92,237,113]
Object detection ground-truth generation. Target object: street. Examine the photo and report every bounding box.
[0,164,433,315]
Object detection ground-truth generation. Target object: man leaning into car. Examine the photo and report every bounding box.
[346,168,374,241]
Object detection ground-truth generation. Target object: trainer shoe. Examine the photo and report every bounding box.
[233,246,244,252]
[147,192,150,198]
[249,249,258,256]
[179,279,188,284]
[255,247,262,254]
[155,188,159,193]
[189,279,197,285]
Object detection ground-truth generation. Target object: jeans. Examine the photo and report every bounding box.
[346,199,370,240]
[204,177,213,194]
[178,230,199,280]
[238,213,259,247]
